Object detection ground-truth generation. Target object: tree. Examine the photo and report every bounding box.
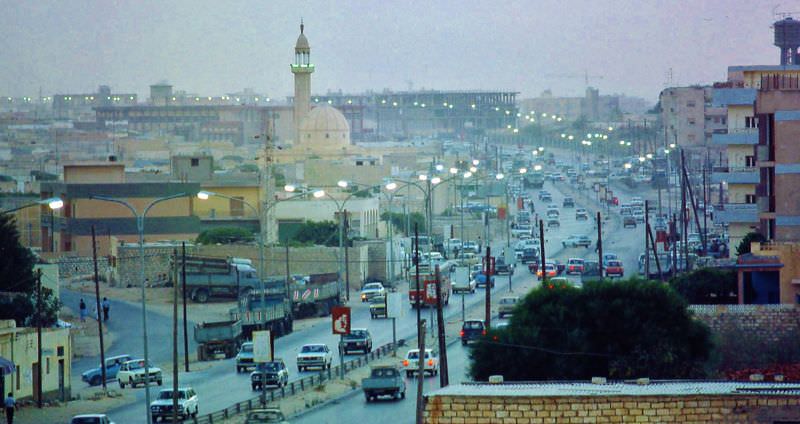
[736,232,766,256]
[380,212,425,236]
[469,278,712,381]
[292,220,340,247]
[669,268,738,304]
[196,227,255,244]
[0,214,60,326]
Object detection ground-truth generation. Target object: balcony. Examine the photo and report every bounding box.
[711,166,760,184]
[711,128,758,145]
[713,203,758,224]
[757,195,776,214]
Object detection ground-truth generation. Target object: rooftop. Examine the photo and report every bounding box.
[428,381,800,397]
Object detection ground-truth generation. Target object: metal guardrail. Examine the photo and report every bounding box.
[185,343,395,424]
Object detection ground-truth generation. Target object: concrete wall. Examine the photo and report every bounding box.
[194,185,261,219]
[0,321,71,402]
[423,393,800,423]
[689,304,800,340]
[64,164,125,183]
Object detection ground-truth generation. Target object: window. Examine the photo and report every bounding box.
[356,160,363,166]
[745,194,757,204]
[746,155,756,167]
[688,118,696,125]
[190,158,199,167]
[230,197,244,217]
[687,101,696,107]
[746,116,757,128]
[46,357,50,374]
[57,346,64,356]
[16,366,19,390]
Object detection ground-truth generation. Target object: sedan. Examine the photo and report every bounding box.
[604,260,624,277]
[567,258,585,275]
[562,235,591,248]
[360,282,386,302]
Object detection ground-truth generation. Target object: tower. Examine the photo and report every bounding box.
[291,20,314,141]
[774,17,800,65]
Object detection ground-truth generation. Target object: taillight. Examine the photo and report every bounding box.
[459,330,464,337]
[428,359,433,366]
[402,360,409,366]
[482,330,487,336]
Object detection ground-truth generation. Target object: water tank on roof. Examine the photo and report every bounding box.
[774,17,800,64]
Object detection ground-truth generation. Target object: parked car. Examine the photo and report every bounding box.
[117,359,162,389]
[82,354,132,386]
[401,349,439,377]
[297,344,333,371]
[460,319,486,345]
[244,408,289,424]
[250,360,289,390]
[567,258,585,274]
[604,260,624,277]
[360,282,386,302]
[562,235,591,248]
[633,210,645,223]
[575,208,589,220]
[540,192,552,202]
[70,415,115,424]
[498,296,520,318]
[150,388,199,422]
[562,197,575,208]
[340,328,373,354]
[362,365,406,402]
[235,342,255,373]
[623,216,637,228]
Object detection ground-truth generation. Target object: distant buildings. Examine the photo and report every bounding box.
[659,86,726,166]
[53,85,137,120]
[518,87,636,123]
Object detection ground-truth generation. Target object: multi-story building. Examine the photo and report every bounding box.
[53,86,137,120]
[519,87,626,122]
[659,86,727,167]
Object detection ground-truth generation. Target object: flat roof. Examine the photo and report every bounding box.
[428,381,800,397]
[729,65,800,72]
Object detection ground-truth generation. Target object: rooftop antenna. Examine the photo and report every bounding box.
[300,18,304,33]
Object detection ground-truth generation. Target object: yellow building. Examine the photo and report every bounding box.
[0,320,71,402]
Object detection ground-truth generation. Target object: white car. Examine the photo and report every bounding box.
[296,344,333,371]
[117,359,162,389]
[452,277,476,294]
[70,415,115,424]
[360,282,386,302]
[401,348,439,377]
[150,387,198,422]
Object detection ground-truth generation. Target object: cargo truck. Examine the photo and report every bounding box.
[180,256,262,303]
[408,273,451,308]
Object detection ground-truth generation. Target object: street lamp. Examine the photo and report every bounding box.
[90,192,188,424]
[1,197,64,214]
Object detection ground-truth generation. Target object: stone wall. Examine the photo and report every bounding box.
[424,394,800,423]
[689,304,800,343]
[56,255,111,281]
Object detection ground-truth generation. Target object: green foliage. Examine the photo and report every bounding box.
[469,278,712,381]
[380,212,425,236]
[196,227,255,244]
[669,268,738,304]
[0,214,60,326]
[292,220,340,247]
[272,170,286,187]
[238,164,259,173]
[736,232,766,256]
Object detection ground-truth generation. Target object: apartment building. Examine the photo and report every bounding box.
[659,86,726,167]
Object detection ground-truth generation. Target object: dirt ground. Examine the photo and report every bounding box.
[61,305,115,359]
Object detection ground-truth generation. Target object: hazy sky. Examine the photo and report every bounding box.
[0,0,787,102]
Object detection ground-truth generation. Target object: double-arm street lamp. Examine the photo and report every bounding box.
[90,192,189,424]
[1,197,64,214]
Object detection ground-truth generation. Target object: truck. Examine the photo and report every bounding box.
[362,366,406,402]
[524,171,545,189]
[181,256,262,303]
[194,319,243,361]
[229,286,294,338]
[285,273,340,317]
[408,273,451,308]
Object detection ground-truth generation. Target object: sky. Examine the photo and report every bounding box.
[0,0,789,102]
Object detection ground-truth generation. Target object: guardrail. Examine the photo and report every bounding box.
[186,343,396,424]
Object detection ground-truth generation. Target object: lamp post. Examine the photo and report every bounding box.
[90,193,188,424]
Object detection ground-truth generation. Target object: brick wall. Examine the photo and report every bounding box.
[424,394,800,423]
[689,304,800,343]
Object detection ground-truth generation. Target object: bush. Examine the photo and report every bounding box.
[736,232,766,256]
[469,278,712,381]
[669,268,738,304]
[196,227,255,244]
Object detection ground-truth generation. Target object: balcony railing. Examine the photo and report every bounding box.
[711,166,760,184]
[713,203,758,224]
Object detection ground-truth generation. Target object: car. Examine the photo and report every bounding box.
[446,238,462,252]
[244,408,289,424]
[567,258,585,275]
[251,360,289,390]
[401,349,439,377]
[498,296,520,318]
[117,359,162,389]
[472,273,495,288]
[236,342,255,373]
[495,258,514,275]
[546,208,560,218]
[340,328,373,354]
[360,282,386,302]
[602,253,619,265]
[469,263,484,279]
[546,218,560,228]
[82,354,133,386]
[520,247,539,264]
[459,252,480,266]
[452,277,477,294]
[537,190,549,199]
[623,216,637,228]
[541,193,553,202]
[362,365,406,402]
[70,415,115,424]
[369,296,388,318]
[462,241,479,254]
[562,197,575,208]
[494,321,510,330]
[632,210,645,223]
[604,260,624,277]
[536,263,557,279]
[562,235,591,248]
[575,208,589,220]
[511,225,533,238]
[581,260,604,284]
[297,344,333,371]
[460,319,486,345]
[150,387,199,422]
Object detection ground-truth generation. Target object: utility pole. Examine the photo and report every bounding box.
[596,212,603,275]
[539,220,546,283]
[181,243,189,372]
[344,209,350,302]
[415,319,427,424]
[434,266,448,387]
[680,150,689,271]
[414,224,421,343]
[484,246,492,330]
[171,248,179,424]
[91,226,106,391]
[647,223,663,280]
[671,214,678,275]
[35,268,42,408]
[644,200,650,278]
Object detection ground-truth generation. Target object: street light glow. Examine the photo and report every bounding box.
[463,171,473,178]
[534,165,542,171]
[472,159,479,166]
[312,190,326,198]
[385,182,398,190]
[431,177,442,185]
[469,166,478,173]
[435,164,444,171]
[639,156,646,162]
[608,126,614,131]
[669,143,676,148]
[519,168,527,174]
[196,191,211,200]
[624,163,632,169]
[495,173,505,180]
[449,167,458,174]
[418,174,428,181]
[284,184,296,192]
[45,197,64,210]
[619,140,626,145]
[538,147,544,152]
[337,180,349,188]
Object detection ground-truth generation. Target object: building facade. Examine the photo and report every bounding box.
[0,320,71,403]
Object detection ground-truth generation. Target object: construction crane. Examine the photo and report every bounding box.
[544,70,604,89]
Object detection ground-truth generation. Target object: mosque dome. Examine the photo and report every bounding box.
[295,33,309,50]
[298,105,350,148]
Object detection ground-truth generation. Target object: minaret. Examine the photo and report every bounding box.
[291,20,314,142]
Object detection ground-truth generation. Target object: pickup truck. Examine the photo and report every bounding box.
[297,344,332,371]
[340,328,373,355]
[150,387,199,422]
[362,366,406,402]
[117,359,163,389]
[81,354,132,386]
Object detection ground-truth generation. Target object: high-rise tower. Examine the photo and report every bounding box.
[291,20,314,141]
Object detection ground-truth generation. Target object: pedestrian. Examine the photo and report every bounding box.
[4,392,15,424]
[79,298,87,322]
[102,297,110,321]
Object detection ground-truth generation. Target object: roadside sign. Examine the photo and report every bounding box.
[252,330,271,362]
[424,279,438,305]
[331,306,351,335]
[386,292,404,318]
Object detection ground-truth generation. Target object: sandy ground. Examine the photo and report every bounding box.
[61,305,116,359]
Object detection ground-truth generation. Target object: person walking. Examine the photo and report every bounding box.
[4,392,15,424]
[79,298,87,322]
[102,297,110,321]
